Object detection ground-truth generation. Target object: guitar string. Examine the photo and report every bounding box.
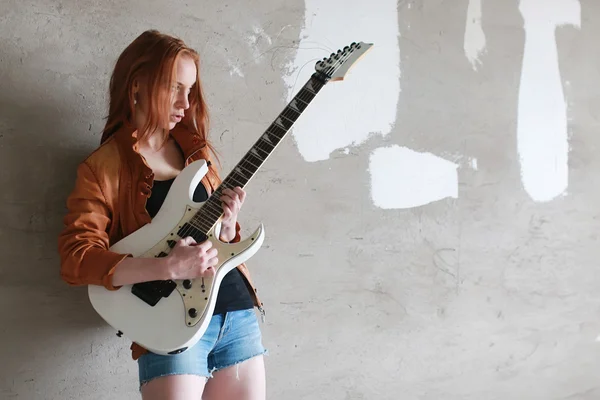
[181,48,353,238]
[172,46,357,252]
[177,47,354,243]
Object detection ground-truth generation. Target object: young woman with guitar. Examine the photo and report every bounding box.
[58,30,266,400]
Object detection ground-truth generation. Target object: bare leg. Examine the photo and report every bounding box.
[141,374,207,400]
[202,355,266,400]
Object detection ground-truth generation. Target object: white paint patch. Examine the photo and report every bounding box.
[464,0,486,70]
[283,0,400,162]
[368,146,459,209]
[517,0,580,202]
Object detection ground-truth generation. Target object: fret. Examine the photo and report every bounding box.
[242,152,262,169]
[304,80,315,94]
[289,99,301,112]
[270,131,285,144]
[203,203,221,218]
[294,97,309,107]
[273,117,286,131]
[200,204,222,223]
[232,166,251,181]
[226,174,245,188]
[204,206,222,220]
[236,163,256,177]
[261,132,276,146]
[268,122,286,138]
[284,106,301,118]
[253,146,271,159]
[280,114,295,124]
[238,160,259,174]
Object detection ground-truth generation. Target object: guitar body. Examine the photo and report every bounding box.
[88,159,265,355]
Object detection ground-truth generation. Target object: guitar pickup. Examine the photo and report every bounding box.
[131,280,177,307]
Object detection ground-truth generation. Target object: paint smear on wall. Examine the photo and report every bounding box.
[282,0,400,162]
[517,0,580,202]
[246,25,272,60]
[369,146,459,209]
[227,59,244,78]
[464,0,486,70]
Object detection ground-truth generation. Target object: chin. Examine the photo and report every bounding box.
[168,122,177,130]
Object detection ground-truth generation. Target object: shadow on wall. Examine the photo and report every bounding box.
[0,40,116,395]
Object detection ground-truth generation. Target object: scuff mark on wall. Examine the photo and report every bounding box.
[471,158,478,170]
[227,59,245,78]
[247,25,273,59]
[464,0,486,70]
[369,146,459,209]
[517,0,580,202]
[282,0,400,163]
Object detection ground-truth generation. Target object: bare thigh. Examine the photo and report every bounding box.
[202,355,266,400]
[141,374,207,400]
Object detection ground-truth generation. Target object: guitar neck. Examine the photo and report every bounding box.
[191,73,328,234]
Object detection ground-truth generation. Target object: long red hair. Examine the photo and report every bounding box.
[100,30,220,183]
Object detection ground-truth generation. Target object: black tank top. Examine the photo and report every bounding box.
[145,178,254,315]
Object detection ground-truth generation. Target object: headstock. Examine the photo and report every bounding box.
[315,41,374,82]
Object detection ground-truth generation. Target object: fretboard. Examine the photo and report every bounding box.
[190,73,327,234]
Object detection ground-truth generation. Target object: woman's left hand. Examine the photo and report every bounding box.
[219,186,246,241]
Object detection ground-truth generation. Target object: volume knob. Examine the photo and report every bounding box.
[183,280,192,289]
[188,308,198,318]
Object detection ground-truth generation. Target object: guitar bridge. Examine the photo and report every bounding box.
[131,280,177,306]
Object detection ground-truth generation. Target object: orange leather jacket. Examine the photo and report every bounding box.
[57,123,263,360]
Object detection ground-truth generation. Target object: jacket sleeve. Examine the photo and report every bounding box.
[57,161,131,290]
[229,222,242,243]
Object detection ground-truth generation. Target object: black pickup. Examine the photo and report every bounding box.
[131,280,177,306]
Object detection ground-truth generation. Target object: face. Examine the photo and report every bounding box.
[133,54,198,133]
[168,55,197,129]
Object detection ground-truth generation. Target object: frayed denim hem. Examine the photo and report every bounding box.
[208,348,269,380]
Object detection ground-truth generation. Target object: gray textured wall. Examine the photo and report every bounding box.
[2,1,600,399]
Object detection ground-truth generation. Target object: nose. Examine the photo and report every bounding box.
[176,92,190,110]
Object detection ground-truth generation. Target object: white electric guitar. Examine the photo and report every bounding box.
[88,41,373,355]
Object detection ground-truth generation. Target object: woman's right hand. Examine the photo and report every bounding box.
[165,236,219,280]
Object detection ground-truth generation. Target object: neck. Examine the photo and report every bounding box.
[136,123,167,152]
[142,132,168,152]
[134,109,168,152]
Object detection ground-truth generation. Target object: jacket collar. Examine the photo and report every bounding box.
[113,122,206,168]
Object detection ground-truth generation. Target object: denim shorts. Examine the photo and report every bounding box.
[137,308,266,388]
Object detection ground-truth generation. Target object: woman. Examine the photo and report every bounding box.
[57,30,266,399]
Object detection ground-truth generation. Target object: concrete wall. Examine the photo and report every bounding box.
[2,0,600,399]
